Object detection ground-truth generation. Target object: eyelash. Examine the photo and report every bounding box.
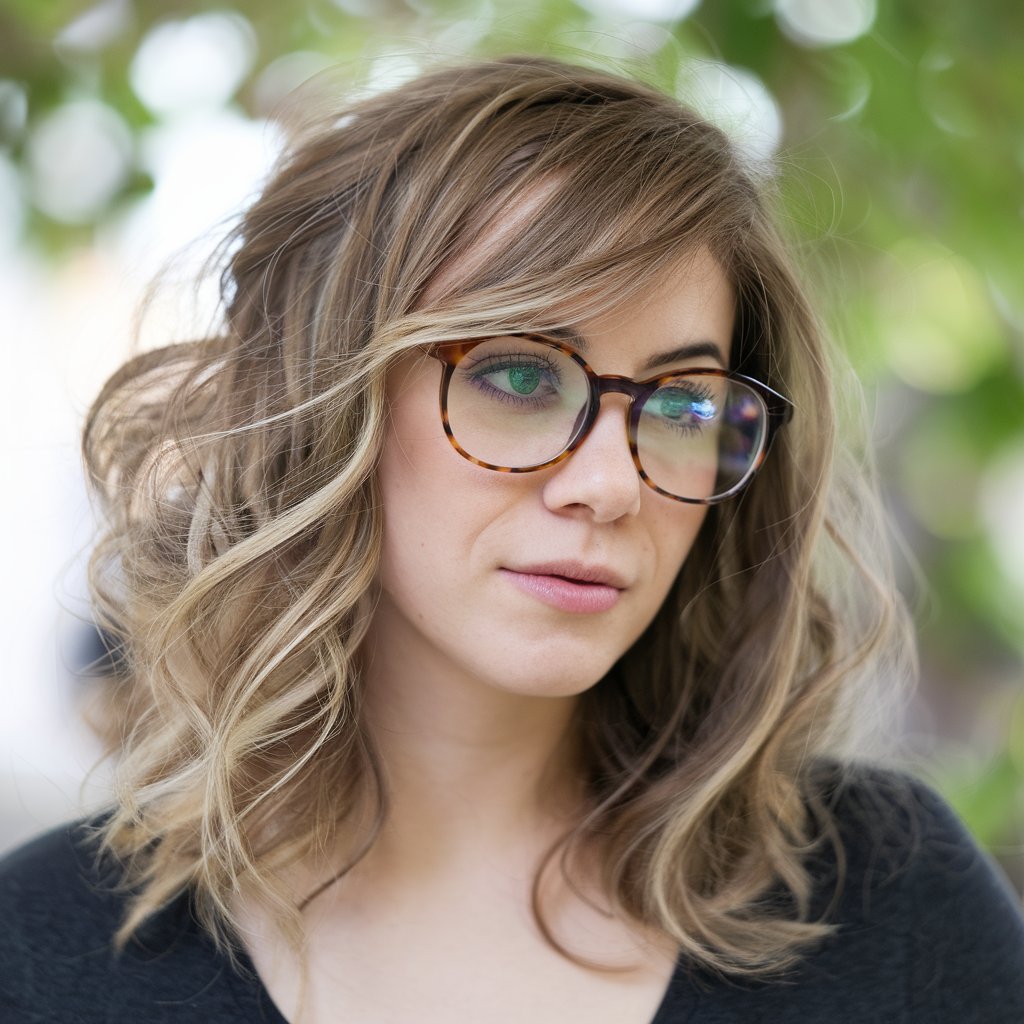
[462,349,559,367]
[460,352,563,397]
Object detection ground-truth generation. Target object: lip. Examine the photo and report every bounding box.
[507,560,629,589]
[499,560,628,614]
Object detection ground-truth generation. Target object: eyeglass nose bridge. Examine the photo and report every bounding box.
[566,372,652,456]
[589,374,650,402]
[579,372,655,423]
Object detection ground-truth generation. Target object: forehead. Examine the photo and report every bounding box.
[558,249,735,372]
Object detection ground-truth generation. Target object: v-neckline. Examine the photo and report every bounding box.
[224,943,697,1024]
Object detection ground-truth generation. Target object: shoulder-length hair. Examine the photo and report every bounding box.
[85,55,913,976]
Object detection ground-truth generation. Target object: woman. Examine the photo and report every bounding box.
[1,55,1022,1023]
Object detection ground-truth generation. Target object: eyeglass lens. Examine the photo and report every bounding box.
[444,336,768,501]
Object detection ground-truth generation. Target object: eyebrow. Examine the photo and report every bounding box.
[543,327,728,372]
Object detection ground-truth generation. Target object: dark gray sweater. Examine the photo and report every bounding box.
[2,767,1023,1022]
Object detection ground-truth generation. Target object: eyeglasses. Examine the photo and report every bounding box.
[426,335,793,505]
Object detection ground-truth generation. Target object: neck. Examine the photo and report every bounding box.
[354,622,585,876]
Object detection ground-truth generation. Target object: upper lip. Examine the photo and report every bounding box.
[504,560,630,589]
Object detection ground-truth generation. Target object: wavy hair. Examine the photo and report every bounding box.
[84,55,914,976]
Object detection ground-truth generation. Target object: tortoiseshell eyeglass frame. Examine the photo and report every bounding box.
[425,335,794,505]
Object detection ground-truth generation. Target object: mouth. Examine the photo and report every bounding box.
[499,561,627,614]
[508,560,629,588]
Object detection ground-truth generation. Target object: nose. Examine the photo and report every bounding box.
[540,396,642,522]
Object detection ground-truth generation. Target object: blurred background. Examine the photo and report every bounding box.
[1,0,1022,889]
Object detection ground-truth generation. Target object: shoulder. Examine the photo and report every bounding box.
[0,819,275,1023]
[809,760,1022,914]
[806,762,1024,1018]
[0,818,124,950]
[665,763,1024,1022]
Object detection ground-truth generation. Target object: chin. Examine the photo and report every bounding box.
[475,647,618,700]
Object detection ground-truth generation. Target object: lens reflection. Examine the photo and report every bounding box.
[636,378,765,500]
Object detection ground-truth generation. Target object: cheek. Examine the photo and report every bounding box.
[377,376,449,578]
[648,502,709,592]
[377,444,450,581]
[376,397,499,586]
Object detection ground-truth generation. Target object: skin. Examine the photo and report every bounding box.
[240,249,735,1023]
[372,250,731,704]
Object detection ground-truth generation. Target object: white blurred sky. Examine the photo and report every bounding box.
[0,88,284,850]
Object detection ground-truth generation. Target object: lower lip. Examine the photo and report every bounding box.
[499,569,622,613]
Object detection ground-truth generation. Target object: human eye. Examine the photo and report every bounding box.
[644,379,719,435]
[459,348,564,407]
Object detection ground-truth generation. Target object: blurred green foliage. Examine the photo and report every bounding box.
[2,0,1022,869]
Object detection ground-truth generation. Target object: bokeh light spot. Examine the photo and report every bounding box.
[107,108,284,350]
[329,0,384,15]
[774,0,876,48]
[677,61,782,171]
[129,11,257,117]
[361,51,425,98]
[0,80,28,145]
[27,100,132,224]
[878,241,1005,394]
[252,51,335,118]
[55,0,131,54]
[124,109,284,271]
[576,0,701,21]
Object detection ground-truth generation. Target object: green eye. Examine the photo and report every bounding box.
[508,365,542,395]
[657,391,688,418]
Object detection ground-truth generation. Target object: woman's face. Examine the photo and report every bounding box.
[371,250,734,699]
